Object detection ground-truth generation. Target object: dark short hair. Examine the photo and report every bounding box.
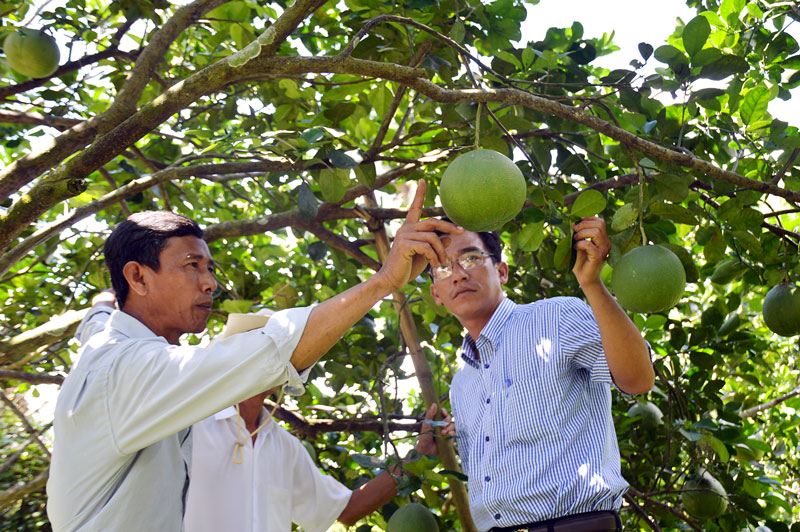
[425,217,503,279]
[104,211,204,307]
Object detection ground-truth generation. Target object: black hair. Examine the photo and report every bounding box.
[426,217,503,279]
[104,211,204,308]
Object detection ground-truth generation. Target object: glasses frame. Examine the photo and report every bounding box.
[431,251,493,281]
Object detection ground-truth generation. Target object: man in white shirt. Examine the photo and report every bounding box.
[186,392,448,532]
[46,181,462,532]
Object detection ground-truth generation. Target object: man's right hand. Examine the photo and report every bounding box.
[377,179,463,292]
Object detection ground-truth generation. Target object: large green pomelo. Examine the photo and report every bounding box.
[627,401,664,430]
[611,245,686,313]
[762,283,800,337]
[386,503,439,532]
[439,149,526,232]
[681,470,728,519]
[4,28,60,78]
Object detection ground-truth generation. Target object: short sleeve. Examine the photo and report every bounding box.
[557,297,612,385]
[289,438,351,532]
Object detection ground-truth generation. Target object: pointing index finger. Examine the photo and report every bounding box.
[405,179,426,224]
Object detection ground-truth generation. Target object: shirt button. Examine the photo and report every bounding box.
[484,476,490,482]
[495,513,501,520]
[486,398,490,404]
[485,436,490,441]
[483,363,489,369]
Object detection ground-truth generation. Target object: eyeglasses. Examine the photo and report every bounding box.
[431,251,493,281]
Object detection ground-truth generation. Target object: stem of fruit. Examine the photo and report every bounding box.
[633,155,647,246]
[475,103,482,150]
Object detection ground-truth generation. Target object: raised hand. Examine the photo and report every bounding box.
[379,180,463,292]
[572,216,611,288]
[414,403,455,456]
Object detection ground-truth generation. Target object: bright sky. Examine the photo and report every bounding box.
[523,0,798,119]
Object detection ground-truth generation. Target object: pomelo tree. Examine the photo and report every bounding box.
[1,0,799,530]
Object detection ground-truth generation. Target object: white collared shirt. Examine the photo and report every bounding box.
[185,406,351,532]
[47,305,312,532]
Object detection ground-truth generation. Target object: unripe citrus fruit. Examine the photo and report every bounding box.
[627,401,664,430]
[762,283,800,337]
[386,502,439,532]
[681,470,728,519]
[439,149,526,232]
[611,245,686,313]
[4,28,60,78]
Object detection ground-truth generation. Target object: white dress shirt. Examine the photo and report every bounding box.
[46,305,312,532]
[185,406,352,532]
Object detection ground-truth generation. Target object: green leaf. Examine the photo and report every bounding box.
[638,42,653,60]
[653,172,691,202]
[699,434,730,463]
[691,47,722,67]
[650,203,699,225]
[611,203,638,232]
[699,54,749,80]
[495,50,522,70]
[554,231,573,270]
[328,149,360,169]
[518,221,545,252]
[683,15,711,58]
[653,45,687,66]
[570,189,606,218]
[740,87,771,125]
[279,78,301,99]
[318,169,347,202]
[221,299,254,314]
[354,162,376,188]
[450,20,465,44]
[297,182,318,219]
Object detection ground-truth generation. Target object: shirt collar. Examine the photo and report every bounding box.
[213,405,275,431]
[107,310,165,341]
[462,297,516,366]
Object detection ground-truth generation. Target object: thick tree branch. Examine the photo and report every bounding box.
[0,110,83,130]
[740,382,800,418]
[0,0,227,203]
[0,308,88,366]
[0,370,64,385]
[0,468,49,512]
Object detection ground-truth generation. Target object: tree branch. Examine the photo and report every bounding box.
[0,370,64,385]
[0,308,88,366]
[740,381,800,418]
[0,110,83,130]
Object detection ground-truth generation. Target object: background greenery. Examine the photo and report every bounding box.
[1,0,799,530]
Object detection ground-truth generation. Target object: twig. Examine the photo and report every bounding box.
[0,393,51,457]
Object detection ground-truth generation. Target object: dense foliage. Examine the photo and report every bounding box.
[1,0,799,530]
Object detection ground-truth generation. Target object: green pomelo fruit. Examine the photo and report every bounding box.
[762,283,800,337]
[386,503,439,532]
[4,28,60,78]
[681,470,728,519]
[611,245,686,313]
[710,258,747,285]
[439,149,526,232]
[627,401,664,430]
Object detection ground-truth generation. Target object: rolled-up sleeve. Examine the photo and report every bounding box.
[106,306,313,454]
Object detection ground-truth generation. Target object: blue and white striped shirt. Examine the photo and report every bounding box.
[449,297,628,531]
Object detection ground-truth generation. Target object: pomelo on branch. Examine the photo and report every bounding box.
[611,245,686,313]
[4,27,60,78]
[761,282,800,337]
[386,502,439,532]
[627,401,664,430]
[439,149,526,232]
[681,469,728,519]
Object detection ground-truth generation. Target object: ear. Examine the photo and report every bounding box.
[430,282,443,306]
[122,261,150,298]
[496,262,509,284]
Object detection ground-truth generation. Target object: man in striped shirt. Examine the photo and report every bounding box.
[429,217,654,532]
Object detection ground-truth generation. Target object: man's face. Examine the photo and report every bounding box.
[429,231,507,325]
[140,235,217,342]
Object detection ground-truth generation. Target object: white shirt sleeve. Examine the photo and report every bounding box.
[74,306,113,345]
[289,437,352,532]
[105,306,313,454]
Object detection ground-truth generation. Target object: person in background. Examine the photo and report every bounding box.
[428,217,654,532]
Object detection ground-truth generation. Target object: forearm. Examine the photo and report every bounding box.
[338,467,401,526]
[581,281,654,394]
[290,273,393,370]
